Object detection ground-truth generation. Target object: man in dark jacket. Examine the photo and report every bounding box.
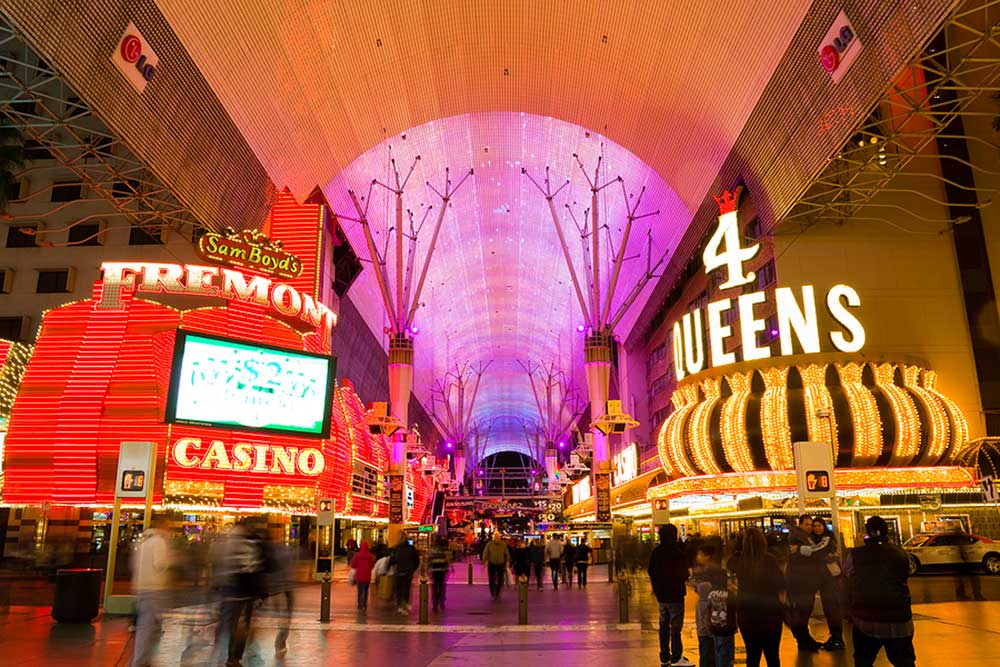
[786,514,822,650]
[390,537,420,615]
[845,516,915,667]
[649,524,693,667]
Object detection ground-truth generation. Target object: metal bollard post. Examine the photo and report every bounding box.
[419,575,429,625]
[616,570,629,624]
[319,571,332,623]
[468,561,474,585]
[518,575,528,625]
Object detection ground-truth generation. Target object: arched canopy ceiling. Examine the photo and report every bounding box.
[155,0,813,451]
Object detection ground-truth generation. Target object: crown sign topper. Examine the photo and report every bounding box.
[712,185,743,216]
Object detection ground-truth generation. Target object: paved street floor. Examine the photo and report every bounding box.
[2,562,999,666]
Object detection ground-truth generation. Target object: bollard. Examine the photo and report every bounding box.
[608,553,615,582]
[616,570,629,624]
[319,572,332,623]
[468,561,474,585]
[518,575,528,625]
[419,575,429,625]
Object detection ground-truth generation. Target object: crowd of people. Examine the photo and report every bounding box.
[648,515,916,667]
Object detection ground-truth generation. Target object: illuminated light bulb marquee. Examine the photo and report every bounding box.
[656,187,970,480]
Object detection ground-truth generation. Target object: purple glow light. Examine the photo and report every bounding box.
[576,323,586,332]
[557,441,565,449]
[445,441,453,449]
[770,328,779,336]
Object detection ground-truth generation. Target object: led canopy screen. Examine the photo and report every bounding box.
[165,330,336,438]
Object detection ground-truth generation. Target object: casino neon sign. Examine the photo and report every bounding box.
[97,261,337,340]
[672,187,865,381]
[171,437,325,476]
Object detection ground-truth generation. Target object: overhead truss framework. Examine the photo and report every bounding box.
[0,19,205,238]
[782,0,1000,232]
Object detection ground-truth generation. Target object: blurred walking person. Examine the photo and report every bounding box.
[730,527,785,667]
[786,514,822,651]
[529,538,545,590]
[132,516,174,667]
[482,532,511,600]
[428,536,451,611]
[545,533,564,589]
[575,538,592,588]
[216,519,270,667]
[390,536,419,615]
[511,539,532,585]
[845,516,916,667]
[649,524,693,667]
[562,538,577,588]
[268,541,295,656]
[351,541,376,611]
[810,517,844,650]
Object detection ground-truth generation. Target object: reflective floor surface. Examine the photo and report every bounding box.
[3,562,1000,666]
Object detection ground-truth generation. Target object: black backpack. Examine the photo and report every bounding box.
[708,588,737,636]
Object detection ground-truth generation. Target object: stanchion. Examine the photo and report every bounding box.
[319,572,332,623]
[616,570,629,624]
[419,575,429,625]
[468,561,474,585]
[518,575,528,625]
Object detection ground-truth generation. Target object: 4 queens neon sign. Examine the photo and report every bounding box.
[671,187,865,381]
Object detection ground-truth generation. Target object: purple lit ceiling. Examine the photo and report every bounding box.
[324,113,685,453]
[155,0,814,454]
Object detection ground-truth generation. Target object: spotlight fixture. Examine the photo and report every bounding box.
[365,401,402,436]
[592,399,640,436]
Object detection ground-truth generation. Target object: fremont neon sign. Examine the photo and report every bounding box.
[97,262,336,340]
[672,188,865,381]
[171,437,325,476]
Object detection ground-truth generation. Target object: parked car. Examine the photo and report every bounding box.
[903,532,1000,575]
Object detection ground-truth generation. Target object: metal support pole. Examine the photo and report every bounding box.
[617,570,629,624]
[102,495,122,609]
[518,575,528,625]
[468,561,474,585]
[319,572,332,623]
[608,552,615,582]
[419,575,429,625]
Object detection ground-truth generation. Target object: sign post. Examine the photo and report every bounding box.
[793,440,842,553]
[594,472,612,522]
[651,498,670,527]
[315,498,334,581]
[103,441,156,614]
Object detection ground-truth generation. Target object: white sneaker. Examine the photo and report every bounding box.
[672,658,695,667]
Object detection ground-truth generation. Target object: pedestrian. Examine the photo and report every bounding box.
[481,532,511,600]
[390,536,419,615]
[649,524,693,667]
[428,536,451,611]
[529,538,545,590]
[575,538,592,588]
[268,541,295,656]
[346,536,358,566]
[131,516,174,667]
[351,541,375,611]
[845,516,916,667]
[545,533,564,589]
[810,516,844,650]
[692,544,735,667]
[729,527,785,667]
[562,538,577,588]
[786,514,822,651]
[218,520,271,667]
[511,539,532,583]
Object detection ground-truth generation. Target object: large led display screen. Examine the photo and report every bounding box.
[165,330,336,438]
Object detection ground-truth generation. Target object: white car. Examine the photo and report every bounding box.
[903,532,1000,575]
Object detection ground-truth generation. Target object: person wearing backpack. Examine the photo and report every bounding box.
[428,536,452,611]
[693,544,735,667]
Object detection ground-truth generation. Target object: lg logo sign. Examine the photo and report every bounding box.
[818,11,862,85]
[112,23,159,93]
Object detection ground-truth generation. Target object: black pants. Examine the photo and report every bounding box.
[431,570,447,609]
[851,628,915,667]
[576,563,588,587]
[395,573,414,608]
[488,564,506,598]
[739,625,782,667]
[817,574,843,641]
[788,579,820,643]
[532,562,544,588]
[548,559,561,588]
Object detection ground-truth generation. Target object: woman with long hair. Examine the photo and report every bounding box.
[810,516,845,649]
[729,527,786,667]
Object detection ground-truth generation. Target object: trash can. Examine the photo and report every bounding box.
[51,568,103,623]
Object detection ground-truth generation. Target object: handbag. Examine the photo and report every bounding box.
[347,567,357,585]
[826,561,842,577]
